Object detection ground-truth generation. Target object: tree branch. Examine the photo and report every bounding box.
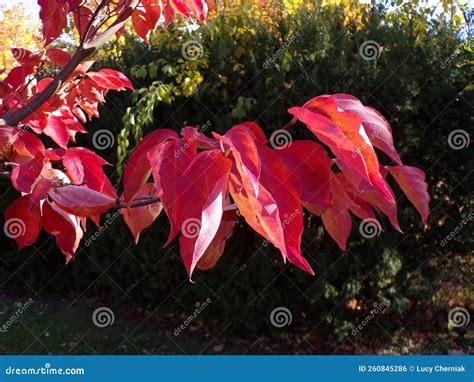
[0,0,140,127]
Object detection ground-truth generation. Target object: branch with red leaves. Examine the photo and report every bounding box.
[0,0,429,279]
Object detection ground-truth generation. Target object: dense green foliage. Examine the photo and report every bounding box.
[1,1,471,353]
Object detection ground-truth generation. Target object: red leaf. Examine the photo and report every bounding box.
[88,69,134,91]
[197,209,236,271]
[278,140,332,214]
[11,153,45,193]
[148,137,197,245]
[3,66,34,91]
[258,146,314,274]
[42,200,83,262]
[63,147,116,197]
[38,0,67,46]
[170,0,191,18]
[174,150,232,277]
[123,129,178,202]
[11,48,42,66]
[388,165,429,225]
[131,10,151,43]
[321,175,353,251]
[72,5,94,42]
[49,185,116,217]
[43,115,69,148]
[333,94,402,165]
[215,125,261,197]
[290,95,395,203]
[122,183,163,243]
[46,48,71,67]
[4,195,42,250]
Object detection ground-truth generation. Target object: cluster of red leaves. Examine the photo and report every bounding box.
[0,0,429,278]
[121,94,430,277]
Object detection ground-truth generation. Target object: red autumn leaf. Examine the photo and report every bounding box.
[215,125,261,197]
[49,185,116,217]
[170,0,191,18]
[38,0,68,46]
[131,10,152,43]
[11,153,45,193]
[72,5,94,42]
[11,48,42,67]
[43,115,69,148]
[278,140,332,215]
[42,200,83,262]
[258,146,314,274]
[197,209,236,271]
[88,69,134,91]
[122,183,163,243]
[123,129,178,202]
[4,195,42,250]
[293,95,395,203]
[174,150,232,277]
[321,174,353,251]
[148,137,197,245]
[3,66,34,91]
[333,94,402,165]
[63,147,116,197]
[45,48,71,67]
[388,165,430,225]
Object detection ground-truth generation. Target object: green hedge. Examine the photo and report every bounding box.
[0,2,471,348]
